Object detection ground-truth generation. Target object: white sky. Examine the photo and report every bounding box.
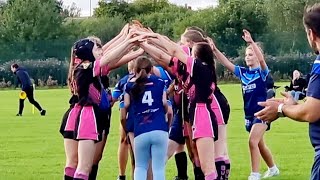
[62,0,218,17]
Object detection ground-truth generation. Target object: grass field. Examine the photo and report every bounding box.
[0,83,314,180]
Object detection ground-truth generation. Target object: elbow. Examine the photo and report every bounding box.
[305,113,319,123]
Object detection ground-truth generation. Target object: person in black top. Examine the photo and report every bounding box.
[11,63,46,116]
[286,70,307,102]
[266,74,276,99]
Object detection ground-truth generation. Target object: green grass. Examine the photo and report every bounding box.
[0,83,313,180]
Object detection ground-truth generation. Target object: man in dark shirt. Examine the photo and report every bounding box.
[11,64,46,116]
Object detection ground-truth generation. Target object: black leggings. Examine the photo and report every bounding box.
[19,87,42,114]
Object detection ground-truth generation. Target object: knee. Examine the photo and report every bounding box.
[28,99,36,104]
[249,138,259,149]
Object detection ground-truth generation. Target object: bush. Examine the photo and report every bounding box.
[0,58,69,87]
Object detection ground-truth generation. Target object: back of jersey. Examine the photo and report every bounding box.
[127,75,168,137]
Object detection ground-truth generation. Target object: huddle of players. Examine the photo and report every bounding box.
[59,20,279,180]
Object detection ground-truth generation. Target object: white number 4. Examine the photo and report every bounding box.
[142,91,154,106]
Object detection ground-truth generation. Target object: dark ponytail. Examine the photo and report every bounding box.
[193,43,217,84]
[131,56,152,100]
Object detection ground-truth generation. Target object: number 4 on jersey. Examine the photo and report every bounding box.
[142,91,154,106]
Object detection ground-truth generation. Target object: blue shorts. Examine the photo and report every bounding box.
[169,109,185,145]
[245,117,270,132]
[311,153,320,180]
[167,99,173,107]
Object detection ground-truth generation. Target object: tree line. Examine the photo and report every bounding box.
[0,0,318,86]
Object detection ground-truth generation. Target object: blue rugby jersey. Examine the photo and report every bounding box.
[112,73,135,107]
[234,65,269,118]
[125,75,168,137]
[307,55,320,152]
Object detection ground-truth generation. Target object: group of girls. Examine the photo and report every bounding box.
[59,21,279,180]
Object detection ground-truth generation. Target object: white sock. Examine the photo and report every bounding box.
[269,165,278,171]
[250,172,261,177]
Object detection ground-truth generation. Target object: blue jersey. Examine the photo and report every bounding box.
[307,55,320,152]
[234,65,269,118]
[125,75,169,137]
[112,73,135,107]
[155,66,173,88]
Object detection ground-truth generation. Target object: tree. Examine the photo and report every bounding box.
[173,0,268,56]
[137,5,193,38]
[263,0,319,55]
[0,0,63,41]
[94,0,134,20]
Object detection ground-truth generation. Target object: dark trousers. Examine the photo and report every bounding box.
[19,87,42,114]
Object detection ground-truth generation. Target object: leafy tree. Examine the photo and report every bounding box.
[0,0,63,41]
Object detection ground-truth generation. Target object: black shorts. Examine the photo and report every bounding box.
[169,109,185,145]
[214,90,230,124]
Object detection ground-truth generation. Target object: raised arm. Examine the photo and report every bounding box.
[207,37,235,73]
[140,42,172,65]
[100,33,143,67]
[108,48,144,70]
[102,24,129,51]
[145,34,188,64]
[242,29,267,70]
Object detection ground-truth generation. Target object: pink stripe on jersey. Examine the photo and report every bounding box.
[93,60,110,77]
[88,84,100,105]
[186,57,194,77]
[181,45,191,56]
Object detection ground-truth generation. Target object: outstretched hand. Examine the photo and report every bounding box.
[242,29,254,43]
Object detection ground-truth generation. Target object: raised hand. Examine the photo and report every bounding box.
[206,37,217,50]
[242,29,254,43]
[120,23,130,36]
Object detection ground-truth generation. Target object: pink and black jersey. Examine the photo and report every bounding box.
[73,60,109,106]
[186,57,215,104]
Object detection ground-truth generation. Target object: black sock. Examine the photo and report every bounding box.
[89,164,99,180]
[215,160,225,180]
[175,151,188,178]
[225,160,230,180]
[73,178,84,180]
[118,175,126,180]
[64,175,73,180]
[193,166,205,180]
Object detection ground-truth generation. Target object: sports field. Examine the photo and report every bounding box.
[0,83,313,180]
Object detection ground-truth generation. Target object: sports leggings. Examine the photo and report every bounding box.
[134,130,168,180]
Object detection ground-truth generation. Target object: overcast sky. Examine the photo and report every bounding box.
[62,0,218,17]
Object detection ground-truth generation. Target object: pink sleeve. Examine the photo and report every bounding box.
[186,56,195,77]
[93,60,110,77]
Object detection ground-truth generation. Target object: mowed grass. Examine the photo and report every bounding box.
[0,83,314,180]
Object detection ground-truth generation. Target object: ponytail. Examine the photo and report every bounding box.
[130,56,153,100]
[131,68,149,100]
